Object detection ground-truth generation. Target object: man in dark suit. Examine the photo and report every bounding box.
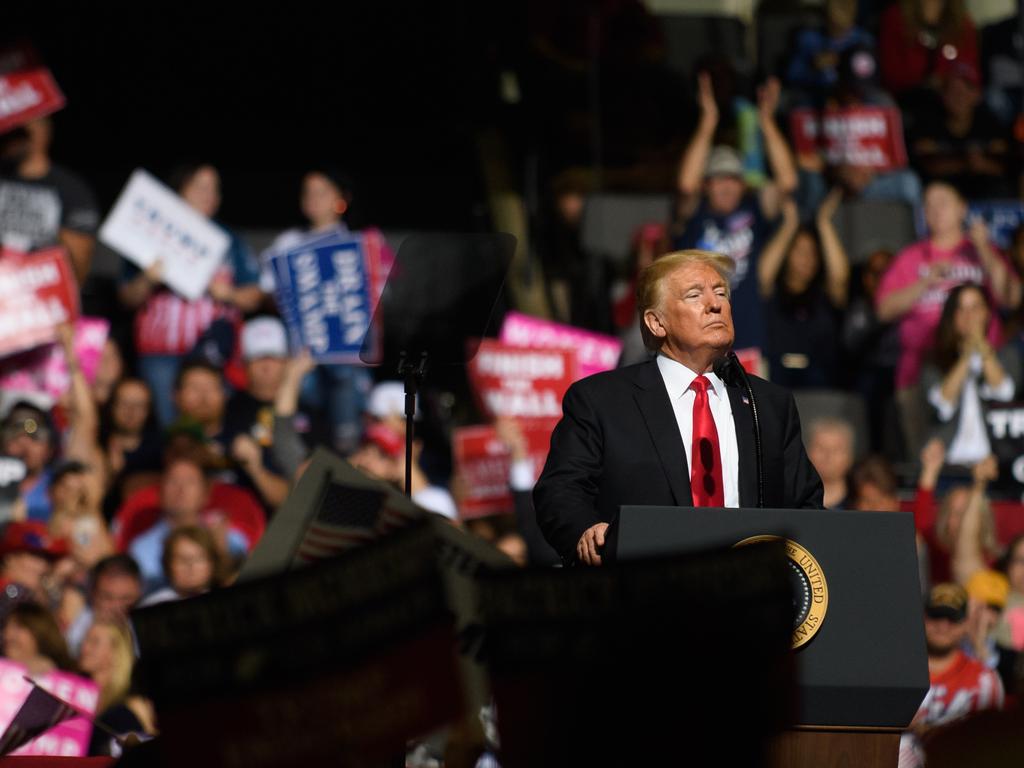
[534,249,823,565]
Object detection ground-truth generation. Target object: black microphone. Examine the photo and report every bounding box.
[714,352,764,508]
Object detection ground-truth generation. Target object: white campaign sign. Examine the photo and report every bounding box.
[99,168,229,301]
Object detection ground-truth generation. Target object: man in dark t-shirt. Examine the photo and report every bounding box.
[0,118,99,282]
[674,72,797,353]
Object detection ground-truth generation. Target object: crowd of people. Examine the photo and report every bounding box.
[0,0,1020,762]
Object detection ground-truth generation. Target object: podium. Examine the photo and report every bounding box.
[615,506,929,768]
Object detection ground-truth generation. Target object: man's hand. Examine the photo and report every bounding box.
[577,522,609,566]
[696,71,718,126]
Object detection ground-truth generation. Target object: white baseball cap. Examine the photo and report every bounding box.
[241,316,288,360]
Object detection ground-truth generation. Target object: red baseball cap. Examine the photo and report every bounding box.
[0,521,68,561]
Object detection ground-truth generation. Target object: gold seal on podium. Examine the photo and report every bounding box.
[735,534,828,650]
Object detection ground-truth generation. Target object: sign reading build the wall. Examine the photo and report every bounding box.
[0,247,78,358]
[268,233,382,363]
[99,169,230,301]
[790,105,908,170]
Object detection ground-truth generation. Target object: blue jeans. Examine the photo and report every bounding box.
[138,354,182,427]
[300,363,373,453]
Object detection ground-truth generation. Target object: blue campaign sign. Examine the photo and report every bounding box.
[967,200,1024,250]
[273,234,378,363]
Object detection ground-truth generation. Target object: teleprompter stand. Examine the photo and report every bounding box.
[361,233,516,496]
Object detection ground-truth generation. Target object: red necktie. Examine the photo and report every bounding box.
[690,375,724,507]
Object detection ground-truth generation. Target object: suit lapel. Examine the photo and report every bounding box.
[727,385,758,508]
[631,361,692,506]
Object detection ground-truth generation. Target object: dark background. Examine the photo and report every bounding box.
[2,2,523,231]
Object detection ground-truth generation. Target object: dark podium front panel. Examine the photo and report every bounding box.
[616,506,929,729]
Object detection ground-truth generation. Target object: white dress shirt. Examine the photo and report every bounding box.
[656,354,740,507]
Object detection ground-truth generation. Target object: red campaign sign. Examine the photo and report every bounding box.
[0,68,65,134]
[467,340,577,423]
[790,105,907,170]
[0,247,79,358]
[453,422,555,519]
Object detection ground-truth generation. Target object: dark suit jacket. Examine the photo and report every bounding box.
[534,358,824,561]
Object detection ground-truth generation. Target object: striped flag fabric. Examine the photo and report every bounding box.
[0,684,79,756]
[294,483,387,563]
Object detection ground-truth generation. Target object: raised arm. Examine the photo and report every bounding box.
[677,72,719,211]
[816,188,850,308]
[969,217,1020,310]
[56,324,107,504]
[757,77,798,219]
[271,349,317,479]
[757,197,799,297]
[952,456,997,585]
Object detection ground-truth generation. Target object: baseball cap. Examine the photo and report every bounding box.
[241,316,289,361]
[925,582,968,622]
[704,146,744,179]
[363,423,404,458]
[966,569,1009,610]
[0,521,68,561]
[367,381,419,421]
[1,403,53,444]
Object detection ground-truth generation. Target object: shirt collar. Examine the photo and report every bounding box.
[656,354,727,401]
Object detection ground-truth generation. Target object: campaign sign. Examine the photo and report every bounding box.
[452,422,554,519]
[270,234,381,363]
[966,200,1024,250]
[0,316,108,400]
[0,247,78,358]
[99,169,230,301]
[499,311,621,379]
[467,339,577,423]
[790,105,908,170]
[985,403,1024,492]
[0,660,98,756]
[0,68,65,135]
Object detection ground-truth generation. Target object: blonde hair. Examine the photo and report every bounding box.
[636,249,735,351]
[87,618,135,713]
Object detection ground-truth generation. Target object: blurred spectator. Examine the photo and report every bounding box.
[127,452,249,591]
[920,284,1020,466]
[843,248,901,454]
[876,182,1018,454]
[91,338,125,412]
[1,402,58,522]
[224,318,328,479]
[64,554,142,657]
[611,222,664,367]
[806,417,856,509]
[0,521,66,604]
[964,569,1009,671]
[899,583,1003,768]
[349,423,457,520]
[47,460,114,576]
[270,349,319,480]
[785,0,874,103]
[2,601,75,675]
[994,534,1024,653]
[260,168,373,453]
[915,440,1000,585]
[980,13,1024,126]
[879,0,978,98]
[759,191,849,388]
[0,118,99,282]
[674,72,797,353]
[173,359,288,511]
[794,46,922,218]
[100,378,163,519]
[117,163,262,426]
[848,454,902,513]
[140,525,226,606]
[908,62,1016,199]
[77,616,152,755]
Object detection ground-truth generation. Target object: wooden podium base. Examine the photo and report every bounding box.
[767,726,901,768]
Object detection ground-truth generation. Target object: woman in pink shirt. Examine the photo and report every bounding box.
[876,182,1020,454]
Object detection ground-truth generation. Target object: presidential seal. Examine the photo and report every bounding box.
[735,535,828,650]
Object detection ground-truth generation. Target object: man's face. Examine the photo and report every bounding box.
[49,470,88,515]
[159,460,208,525]
[92,572,142,619]
[2,552,50,593]
[644,263,734,366]
[1,414,52,474]
[111,380,151,435]
[246,357,287,401]
[924,184,966,238]
[181,166,221,219]
[924,614,968,657]
[175,369,225,427]
[705,175,744,214]
[808,427,853,483]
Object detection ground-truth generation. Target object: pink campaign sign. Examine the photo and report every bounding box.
[0,659,98,756]
[0,316,108,401]
[499,312,622,380]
